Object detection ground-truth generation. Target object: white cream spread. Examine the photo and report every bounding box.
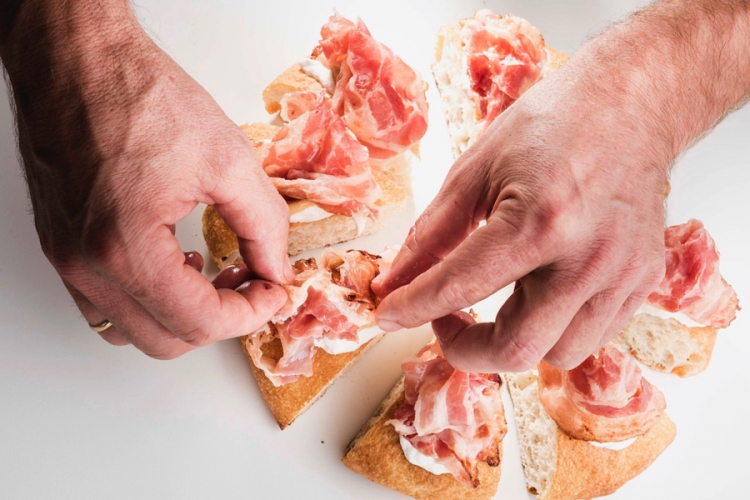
[289,204,334,224]
[314,325,382,355]
[587,437,637,451]
[299,58,336,94]
[637,303,705,328]
[399,436,451,475]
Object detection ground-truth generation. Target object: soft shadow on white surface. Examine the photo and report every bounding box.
[1,1,749,499]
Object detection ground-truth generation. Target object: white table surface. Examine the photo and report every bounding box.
[1,1,748,498]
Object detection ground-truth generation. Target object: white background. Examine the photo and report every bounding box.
[1,1,749,498]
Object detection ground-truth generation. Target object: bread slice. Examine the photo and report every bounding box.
[203,65,415,265]
[432,22,569,159]
[240,333,383,429]
[505,371,676,500]
[202,121,412,266]
[342,377,505,500]
[616,313,718,378]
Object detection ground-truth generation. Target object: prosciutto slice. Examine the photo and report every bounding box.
[460,10,547,129]
[260,91,381,221]
[647,219,739,328]
[389,342,505,487]
[245,250,385,387]
[538,343,666,442]
[316,13,428,159]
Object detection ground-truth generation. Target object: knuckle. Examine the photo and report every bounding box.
[437,278,474,312]
[501,335,545,372]
[143,345,185,361]
[178,324,213,347]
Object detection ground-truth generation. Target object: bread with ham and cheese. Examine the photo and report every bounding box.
[343,329,507,500]
[220,248,392,429]
[203,13,427,265]
[432,9,568,158]
[616,219,740,377]
[506,344,676,500]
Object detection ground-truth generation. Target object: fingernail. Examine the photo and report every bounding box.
[377,319,403,332]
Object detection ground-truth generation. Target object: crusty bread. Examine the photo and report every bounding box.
[342,377,505,500]
[262,63,325,114]
[616,313,718,378]
[432,23,569,159]
[203,66,415,265]
[202,122,413,266]
[240,333,383,429]
[505,371,676,500]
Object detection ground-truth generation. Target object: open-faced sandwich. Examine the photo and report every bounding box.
[432,9,568,158]
[506,343,676,500]
[204,12,428,263]
[214,247,394,429]
[616,219,740,377]
[343,314,507,500]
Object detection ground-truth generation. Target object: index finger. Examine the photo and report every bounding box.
[377,206,547,330]
[208,133,294,284]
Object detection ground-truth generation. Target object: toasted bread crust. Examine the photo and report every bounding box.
[505,371,676,500]
[240,334,383,429]
[342,379,505,500]
[262,63,324,114]
[543,414,676,500]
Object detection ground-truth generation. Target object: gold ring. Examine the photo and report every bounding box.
[89,319,114,333]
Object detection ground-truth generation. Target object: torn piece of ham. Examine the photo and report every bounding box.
[315,13,428,159]
[389,342,505,488]
[647,219,739,328]
[244,249,387,387]
[260,91,381,221]
[538,343,666,442]
[459,10,546,129]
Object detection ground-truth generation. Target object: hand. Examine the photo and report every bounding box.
[4,7,293,358]
[374,58,671,372]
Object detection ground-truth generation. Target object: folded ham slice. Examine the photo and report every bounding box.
[460,10,547,130]
[538,343,666,442]
[389,342,505,487]
[245,249,386,387]
[315,13,428,159]
[647,219,739,328]
[260,91,381,222]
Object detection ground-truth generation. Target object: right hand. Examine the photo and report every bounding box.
[373,49,671,372]
[6,12,293,358]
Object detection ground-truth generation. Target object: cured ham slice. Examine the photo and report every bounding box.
[279,90,322,122]
[316,13,428,159]
[244,250,388,387]
[389,342,505,487]
[261,92,381,220]
[460,10,546,129]
[538,344,666,442]
[647,219,739,328]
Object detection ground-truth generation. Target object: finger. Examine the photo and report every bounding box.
[207,138,294,284]
[542,286,632,369]
[597,285,652,349]
[103,225,288,347]
[66,270,196,358]
[372,150,488,298]
[431,273,589,373]
[377,209,547,330]
[183,251,204,273]
[61,277,129,346]
[212,263,253,290]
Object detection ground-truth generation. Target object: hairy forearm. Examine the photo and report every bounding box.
[0,0,159,247]
[579,0,750,162]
